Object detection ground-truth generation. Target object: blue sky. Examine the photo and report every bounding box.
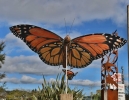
[0,0,128,95]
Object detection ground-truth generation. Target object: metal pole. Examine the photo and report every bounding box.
[127,5,129,96]
[104,67,107,100]
[121,66,124,84]
[66,46,67,94]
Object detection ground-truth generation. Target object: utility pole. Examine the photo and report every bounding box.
[127,5,129,96]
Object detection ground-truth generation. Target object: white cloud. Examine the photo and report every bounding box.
[2,74,129,88]
[21,75,37,84]
[0,0,128,26]
[1,55,62,75]
[2,33,31,55]
[0,74,100,87]
[69,79,100,86]
[1,77,20,84]
[1,48,124,76]
[0,54,104,75]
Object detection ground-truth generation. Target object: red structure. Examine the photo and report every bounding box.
[101,50,118,100]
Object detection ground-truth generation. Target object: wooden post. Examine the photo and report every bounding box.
[60,94,73,100]
[104,90,107,100]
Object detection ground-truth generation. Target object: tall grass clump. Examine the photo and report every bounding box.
[36,74,84,100]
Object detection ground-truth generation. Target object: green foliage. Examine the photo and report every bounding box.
[32,95,38,100]
[0,42,6,98]
[0,42,5,82]
[35,74,84,100]
[6,89,32,100]
[0,42,5,68]
[92,94,101,100]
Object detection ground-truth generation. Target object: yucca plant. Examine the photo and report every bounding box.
[35,73,84,100]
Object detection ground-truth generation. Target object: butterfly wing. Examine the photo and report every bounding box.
[10,24,64,66]
[10,25,127,68]
[68,33,126,68]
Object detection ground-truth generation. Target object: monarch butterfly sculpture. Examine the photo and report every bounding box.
[62,69,78,80]
[10,24,127,68]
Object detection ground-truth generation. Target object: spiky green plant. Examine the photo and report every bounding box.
[35,74,84,100]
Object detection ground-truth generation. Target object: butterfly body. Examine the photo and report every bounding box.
[10,24,127,68]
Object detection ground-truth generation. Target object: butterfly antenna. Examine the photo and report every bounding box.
[64,18,68,35]
[114,30,117,33]
[74,72,78,76]
[68,18,75,35]
[112,30,117,36]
